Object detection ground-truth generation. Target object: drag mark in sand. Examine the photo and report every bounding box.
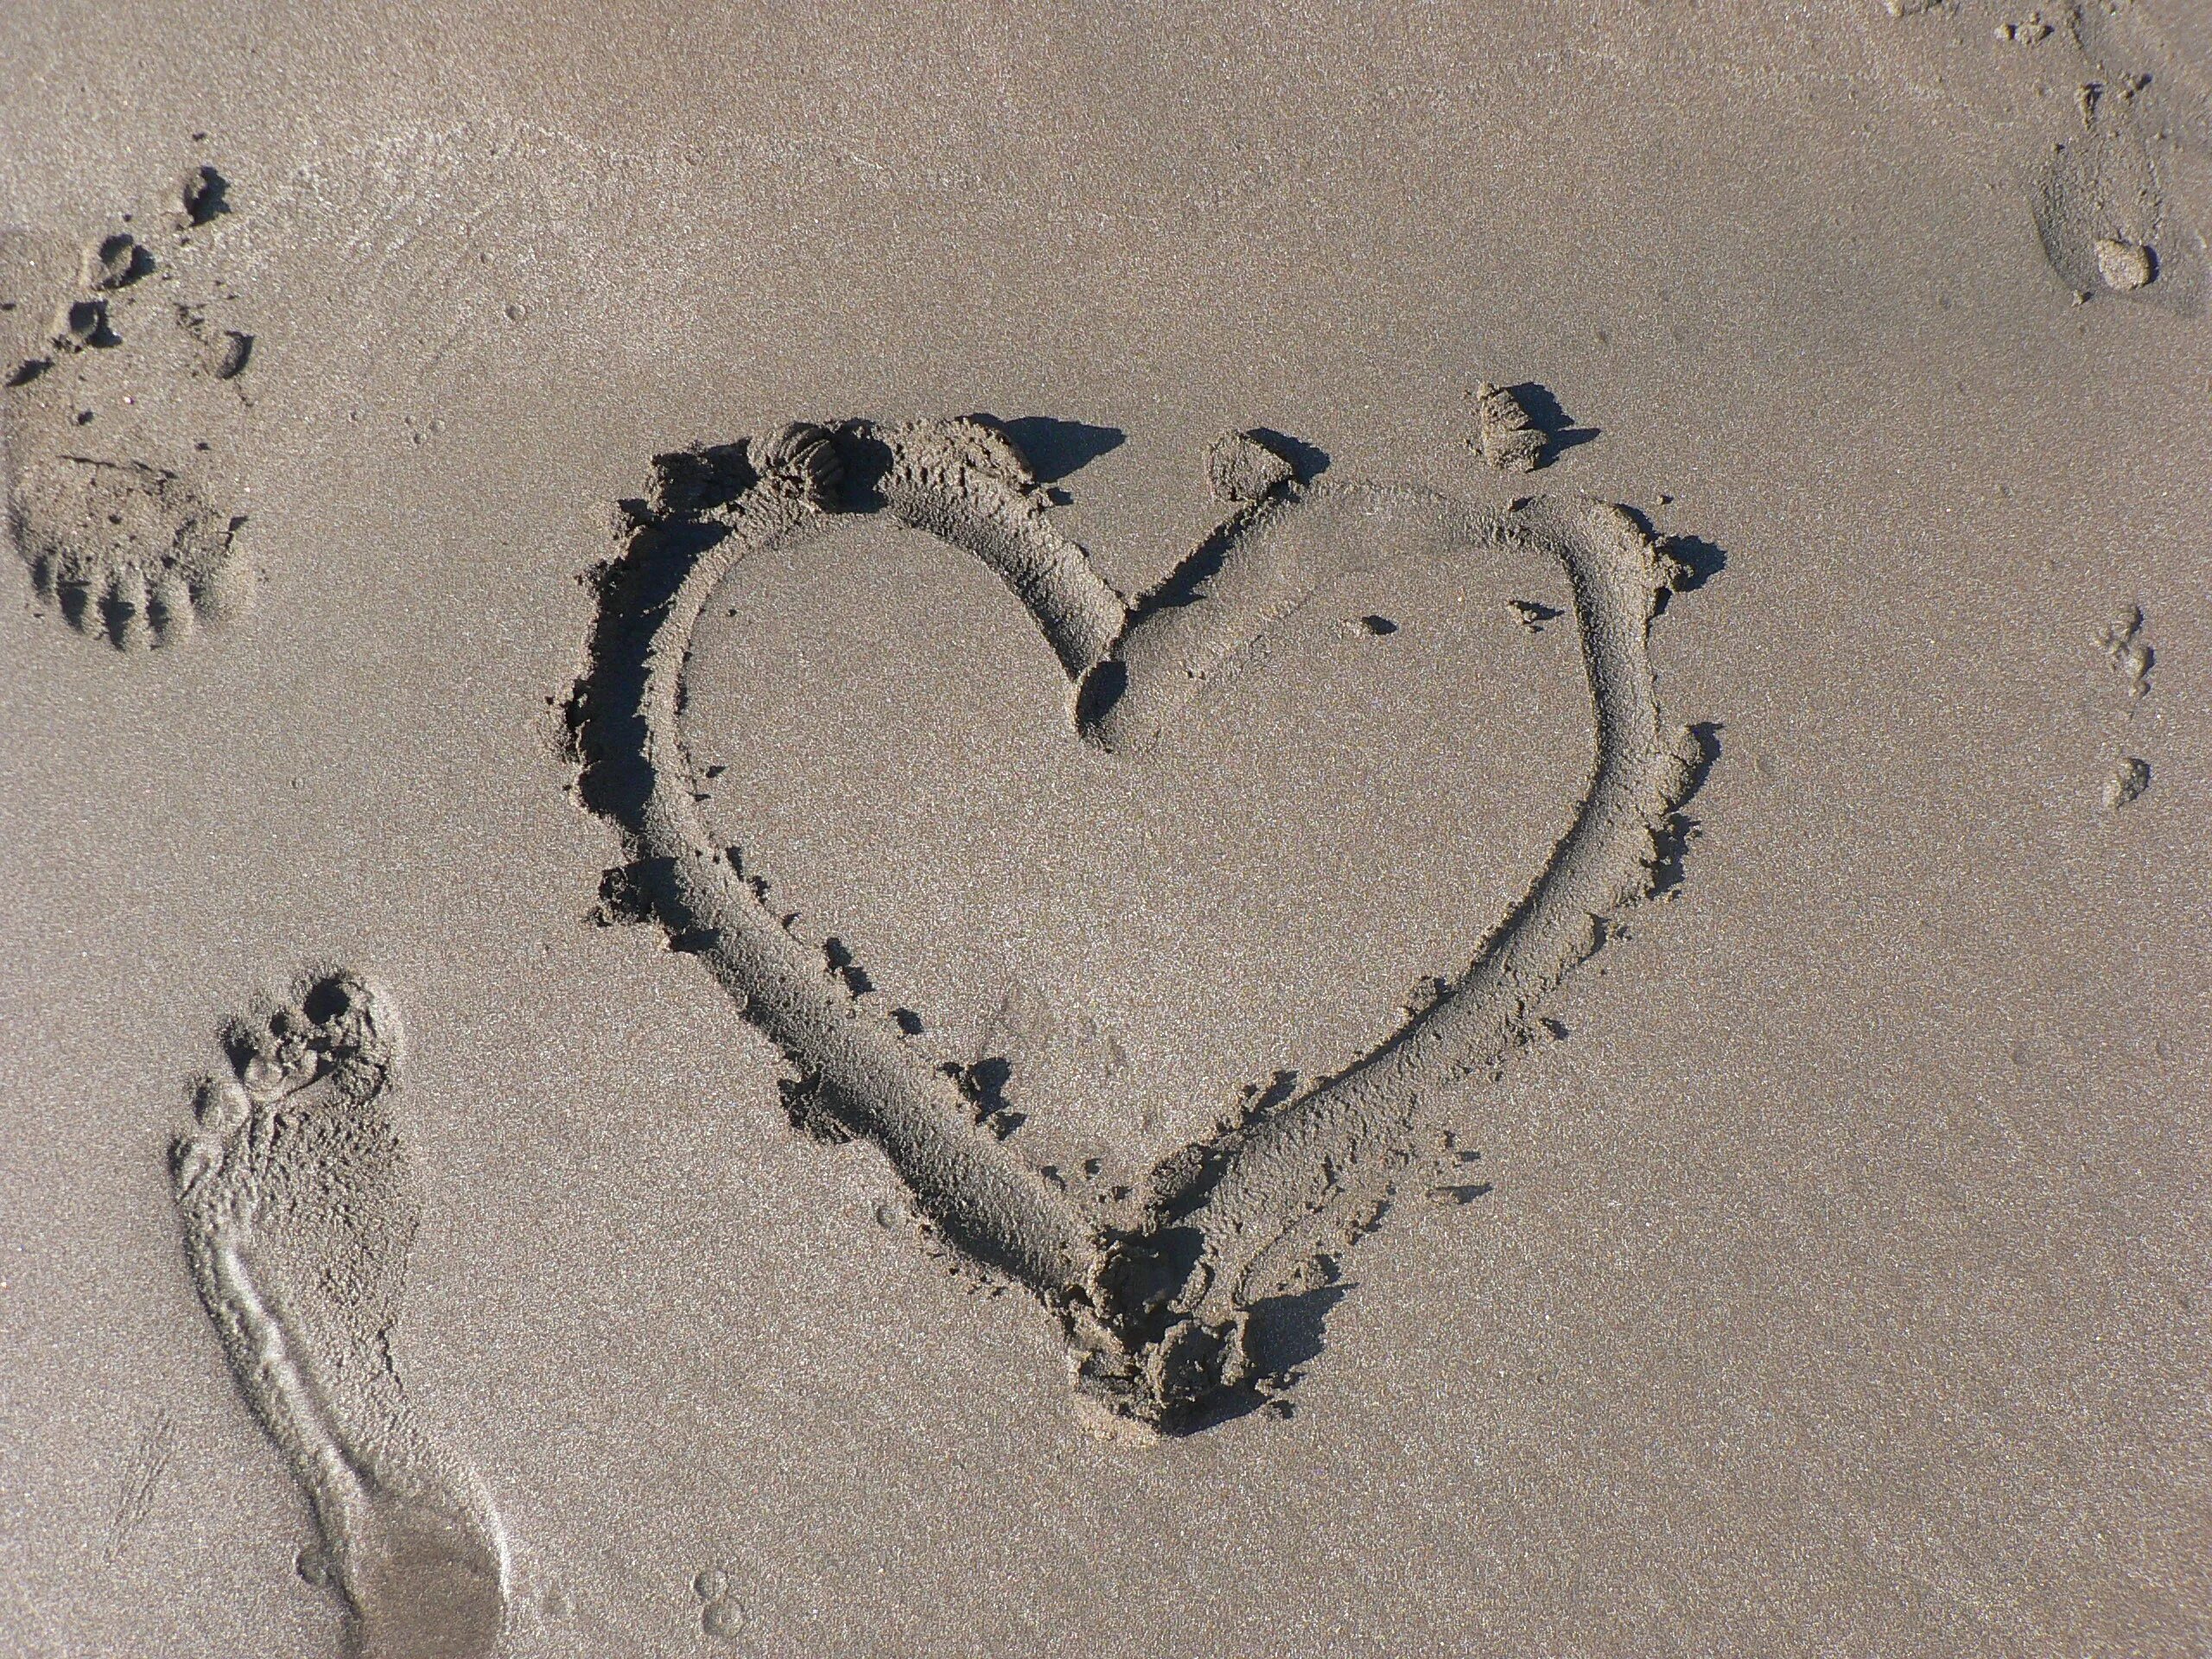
[565,416,1707,1436]
[171,970,506,1656]
[104,1408,180,1564]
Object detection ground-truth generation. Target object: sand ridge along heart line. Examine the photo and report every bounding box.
[565,416,1704,1439]
[171,970,508,1657]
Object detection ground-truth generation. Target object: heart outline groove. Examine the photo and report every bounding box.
[564,417,1705,1438]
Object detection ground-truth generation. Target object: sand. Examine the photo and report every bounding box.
[2,3,2208,1655]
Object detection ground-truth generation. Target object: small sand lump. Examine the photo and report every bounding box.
[1471,382,1547,472]
[2094,237,2154,291]
[79,232,147,291]
[172,163,227,227]
[2093,601,2151,697]
[1205,429,1296,503]
[2102,757,2150,810]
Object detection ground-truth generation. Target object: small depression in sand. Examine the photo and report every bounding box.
[677,503,1594,1160]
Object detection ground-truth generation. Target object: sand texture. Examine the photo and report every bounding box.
[2,3,2209,1656]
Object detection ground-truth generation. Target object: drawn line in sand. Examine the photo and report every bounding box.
[566,417,1707,1437]
[171,970,506,1656]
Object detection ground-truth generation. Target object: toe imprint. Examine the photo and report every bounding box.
[10,456,244,647]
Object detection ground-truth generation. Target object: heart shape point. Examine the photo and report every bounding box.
[566,416,1705,1435]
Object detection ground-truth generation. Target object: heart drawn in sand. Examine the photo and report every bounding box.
[565,416,1703,1438]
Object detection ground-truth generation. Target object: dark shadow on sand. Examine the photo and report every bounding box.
[987,416,1125,483]
[1611,505,1728,617]
[1249,427,1331,480]
[1507,382,1600,459]
[1168,1282,1355,1432]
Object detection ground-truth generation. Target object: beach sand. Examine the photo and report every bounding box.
[2,3,2207,1654]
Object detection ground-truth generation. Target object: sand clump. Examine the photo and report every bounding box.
[2101,756,2151,810]
[2094,601,2152,697]
[1470,382,1547,472]
[2094,236,2156,291]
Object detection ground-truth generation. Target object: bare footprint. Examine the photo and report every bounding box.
[13,454,246,645]
[171,970,506,1658]
[1872,0,2209,315]
[3,155,257,647]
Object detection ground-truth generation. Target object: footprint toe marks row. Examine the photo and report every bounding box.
[14,457,246,648]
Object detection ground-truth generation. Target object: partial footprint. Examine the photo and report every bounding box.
[2031,122,2207,315]
[171,970,506,1658]
[1872,0,2210,316]
[3,154,257,647]
[13,455,246,645]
